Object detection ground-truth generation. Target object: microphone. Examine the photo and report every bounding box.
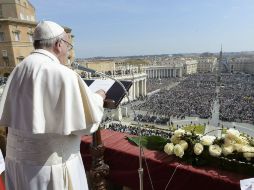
[71,61,145,190]
[71,62,97,74]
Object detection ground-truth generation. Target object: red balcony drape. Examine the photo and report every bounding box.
[81,129,250,190]
[0,175,5,190]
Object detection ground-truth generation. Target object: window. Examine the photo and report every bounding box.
[0,32,4,42]
[14,32,20,41]
[2,50,7,57]
[27,28,33,42]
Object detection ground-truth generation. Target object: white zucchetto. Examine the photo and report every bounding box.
[33,21,64,41]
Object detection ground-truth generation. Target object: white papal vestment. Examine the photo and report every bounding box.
[0,49,104,190]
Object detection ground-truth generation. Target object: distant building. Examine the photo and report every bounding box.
[183,60,198,75]
[228,57,254,74]
[0,0,74,76]
[197,57,217,73]
[144,64,183,78]
[78,60,116,74]
[75,59,147,101]
[243,60,254,74]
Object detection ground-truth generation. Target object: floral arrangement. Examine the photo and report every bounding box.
[127,128,254,175]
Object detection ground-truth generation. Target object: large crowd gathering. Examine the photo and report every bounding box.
[146,78,180,93]
[0,71,253,125]
[105,122,170,139]
[134,74,217,119]
[134,114,170,125]
[219,73,254,123]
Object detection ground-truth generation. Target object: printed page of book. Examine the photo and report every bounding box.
[89,79,115,93]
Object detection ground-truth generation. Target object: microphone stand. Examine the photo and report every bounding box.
[72,62,144,190]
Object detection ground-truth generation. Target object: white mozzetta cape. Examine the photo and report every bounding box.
[0,49,104,190]
[0,49,104,135]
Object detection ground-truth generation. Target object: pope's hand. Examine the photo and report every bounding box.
[96,89,106,100]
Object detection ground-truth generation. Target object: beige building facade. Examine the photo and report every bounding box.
[183,60,198,75]
[0,0,74,76]
[197,57,217,73]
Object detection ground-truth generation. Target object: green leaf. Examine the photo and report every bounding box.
[126,136,168,151]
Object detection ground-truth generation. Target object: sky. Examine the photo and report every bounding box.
[28,0,254,58]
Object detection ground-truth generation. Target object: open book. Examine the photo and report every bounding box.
[84,79,133,109]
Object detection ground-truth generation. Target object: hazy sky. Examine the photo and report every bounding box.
[29,0,254,58]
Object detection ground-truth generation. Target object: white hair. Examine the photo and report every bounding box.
[33,33,65,49]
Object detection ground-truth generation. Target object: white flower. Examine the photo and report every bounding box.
[226,128,240,139]
[224,138,236,146]
[209,145,222,157]
[179,140,188,151]
[170,135,181,145]
[236,136,249,145]
[200,135,216,146]
[174,144,184,158]
[233,143,244,152]
[194,143,204,155]
[242,146,254,160]
[164,143,174,155]
[174,129,185,137]
[222,145,234,156]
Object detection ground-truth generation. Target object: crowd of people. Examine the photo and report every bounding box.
[219,73,254,123]
[146,78,180,93]
[134,74,217,119]
[105,122,170,139]
[134,114,170,125]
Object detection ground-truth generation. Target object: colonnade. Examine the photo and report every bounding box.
[115,73,147,102]
[145,66,183,78]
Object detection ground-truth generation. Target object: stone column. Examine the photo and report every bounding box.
[136,81,139,98]
[144,78,147,96]
[179,68,182,77]
[129,85,133,101]
[139,80,142,96]
[132,81,136,100]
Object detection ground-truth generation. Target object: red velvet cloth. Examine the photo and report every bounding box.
[81,129,250,190]
[0,175,5,190]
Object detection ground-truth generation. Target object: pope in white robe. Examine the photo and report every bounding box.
[0,21,105,190]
